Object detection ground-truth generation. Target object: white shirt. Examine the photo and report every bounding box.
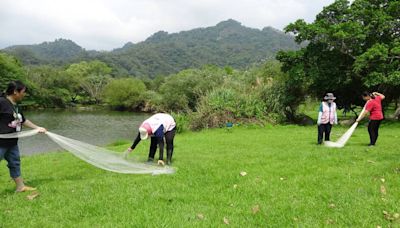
[142,113,176,133]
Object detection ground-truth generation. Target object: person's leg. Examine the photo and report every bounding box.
[165,128,176,165]
[368,120,377,145]
[317,124,324,144]
[148,137,158,161]
[325,123,332,141]
[158,137,165,161]
[0,147,6,161]
[3,145,35,192]
[372,120,382,145]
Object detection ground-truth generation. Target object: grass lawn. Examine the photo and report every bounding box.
[1,122,400,227]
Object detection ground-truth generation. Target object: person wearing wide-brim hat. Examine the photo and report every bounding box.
[127,113,176,165]
[317,93,338,144]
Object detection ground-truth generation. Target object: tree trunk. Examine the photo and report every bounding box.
[394,107,400,120]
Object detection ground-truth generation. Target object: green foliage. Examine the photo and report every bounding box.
[3,39,87,65]
[0,52,25,92]
[170,112,190,133]
[102,78,146,110]
[24,66,73,107]
[278,0,400,109]
[140,90,163,112]
[158,66,226,112]
[66,60,112,103]
[3,20,300,78]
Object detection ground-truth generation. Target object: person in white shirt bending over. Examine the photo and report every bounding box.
[127,113,176,166]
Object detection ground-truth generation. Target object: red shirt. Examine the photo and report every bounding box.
[365,96,383,120]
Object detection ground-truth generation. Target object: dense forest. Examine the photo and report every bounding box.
[3,19,300,78]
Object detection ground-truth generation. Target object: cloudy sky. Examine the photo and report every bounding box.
[0,0,334,50]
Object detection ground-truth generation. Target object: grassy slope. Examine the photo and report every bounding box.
[1,122,399,227]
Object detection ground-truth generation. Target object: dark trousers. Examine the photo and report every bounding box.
[148,128,176,162]
[368,120,382,145]
[318,123,332,144]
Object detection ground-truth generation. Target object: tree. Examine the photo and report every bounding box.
[25,66,73,107]
[0,52,25,92]
[66,60,112,104]
[102,78,147,110]
[158,66,226,112]
[277,0,400,113]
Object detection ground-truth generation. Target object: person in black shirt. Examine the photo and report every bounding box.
[0,81,47,192]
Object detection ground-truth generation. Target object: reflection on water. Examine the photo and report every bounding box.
[19,109,150,155]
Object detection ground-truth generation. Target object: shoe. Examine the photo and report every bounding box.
[368,144,375,147]
[16,186,36,193]
[157,160,165,166]
[166,160,172,166]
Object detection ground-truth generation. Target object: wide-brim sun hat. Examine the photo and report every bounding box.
[139,122,152,140]
[324,93,336,100]
[139,127,148,140]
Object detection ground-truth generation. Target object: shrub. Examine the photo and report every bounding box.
[102,78,146,110]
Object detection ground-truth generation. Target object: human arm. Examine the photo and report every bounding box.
[317,104,322,125]
[22,119,47,133]
[334,111,338,125]
[356,107,369,122]
[128,132,141,152]
[372,92,385,100]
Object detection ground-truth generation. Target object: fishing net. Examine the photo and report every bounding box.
[324,122,359,148]
[0,129,41,138]
[0,130,175,175]
[324,106,365,148]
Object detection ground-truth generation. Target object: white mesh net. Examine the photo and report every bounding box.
[324,122,359,148]
[0,129,41,138]
[324,106,365,148]
[0,130,175,175]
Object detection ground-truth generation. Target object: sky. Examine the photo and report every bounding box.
[0,0,335,51]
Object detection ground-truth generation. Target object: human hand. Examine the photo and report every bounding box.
[127,147,133,152]
[37,127,47,133]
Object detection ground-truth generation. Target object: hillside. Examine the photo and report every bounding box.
[3,38,89,65]
[3,19,300,77]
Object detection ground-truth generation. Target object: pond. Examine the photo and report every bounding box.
[18,109,150,155]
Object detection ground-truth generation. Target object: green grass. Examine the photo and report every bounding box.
[1,122,400,227]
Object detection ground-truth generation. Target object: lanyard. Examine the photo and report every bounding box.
[6,97,19,117]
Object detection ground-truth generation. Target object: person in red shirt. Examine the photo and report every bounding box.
[356,91,385,146]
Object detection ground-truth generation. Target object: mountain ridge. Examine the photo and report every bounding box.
[2,19,300,77]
